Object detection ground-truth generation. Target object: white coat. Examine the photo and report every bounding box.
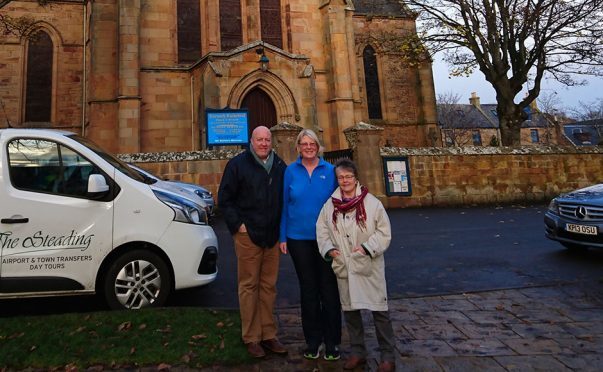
[316,184,392,311]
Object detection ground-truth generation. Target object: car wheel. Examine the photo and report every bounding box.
[103,250,172,310]
[561,243,588,253]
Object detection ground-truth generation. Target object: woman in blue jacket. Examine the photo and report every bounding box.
[279,129,341,360]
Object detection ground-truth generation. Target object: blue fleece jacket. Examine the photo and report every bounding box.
[279,157,337,242]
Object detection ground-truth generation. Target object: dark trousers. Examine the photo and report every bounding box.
[288,238,342,348]
[344,310,395,362]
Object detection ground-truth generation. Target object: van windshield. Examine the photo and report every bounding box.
[68,134,146,183]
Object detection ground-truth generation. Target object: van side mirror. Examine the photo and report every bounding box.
[88,174,110,195]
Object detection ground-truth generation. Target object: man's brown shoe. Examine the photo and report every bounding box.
[260,338,288,354]
[378,361,395,372]
[246,342,266,358]
[343,355,366,370]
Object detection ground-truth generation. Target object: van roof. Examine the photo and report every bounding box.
[0,128,75,140]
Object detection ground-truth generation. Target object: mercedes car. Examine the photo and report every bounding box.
[545,183,603,251]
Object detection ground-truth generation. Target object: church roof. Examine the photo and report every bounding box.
[353,0,410,16]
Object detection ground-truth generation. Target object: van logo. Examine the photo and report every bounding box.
[575,206,588,219]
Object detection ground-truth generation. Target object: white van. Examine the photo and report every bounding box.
[0,129,218,309]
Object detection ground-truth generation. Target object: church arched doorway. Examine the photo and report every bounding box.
[240,87,277,137]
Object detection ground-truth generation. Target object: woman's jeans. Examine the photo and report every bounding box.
[288,238,342,348]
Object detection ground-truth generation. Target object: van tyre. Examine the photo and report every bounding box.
[103,250,171,310]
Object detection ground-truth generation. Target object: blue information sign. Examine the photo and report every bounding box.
[206,109,249,146]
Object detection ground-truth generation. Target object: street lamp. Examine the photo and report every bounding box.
[256,46,269,71]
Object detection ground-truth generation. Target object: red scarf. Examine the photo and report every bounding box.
[332,185,369,231]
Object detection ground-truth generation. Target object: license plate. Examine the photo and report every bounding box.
[566,223,598,235]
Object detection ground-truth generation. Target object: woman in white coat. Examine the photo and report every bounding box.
[316,159,395,372]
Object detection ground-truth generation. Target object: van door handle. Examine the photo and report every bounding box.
[1,217,29,224]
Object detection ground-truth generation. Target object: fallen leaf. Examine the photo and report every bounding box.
[130,346,136,355]
[29,345,37,352]
[216,321,224,328]
[138,323,147,330]
[191,334,207,340]
[181,354,191,363]
[219,335,225,350]
[65,363,78,372]
[117,321,132,331]
[157,363,171,371]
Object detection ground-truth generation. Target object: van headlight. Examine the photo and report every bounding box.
[153,190,208,225]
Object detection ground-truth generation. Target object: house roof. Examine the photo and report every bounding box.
[353,0,411,17]
[563,119,603,146]
[437,103,553,129]
[437,105,497,129]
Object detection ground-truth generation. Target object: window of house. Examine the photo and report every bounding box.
[177,0,201,63]
[25,31,53,123]
[490,109,497,116]
[530,129,539,143]
[363,45,382,120]
[472,130,482,145]
[260,0,282,48]
[456,109,465,117]
[220,0,242,50]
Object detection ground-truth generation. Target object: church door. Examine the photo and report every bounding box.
[240,87,277,137]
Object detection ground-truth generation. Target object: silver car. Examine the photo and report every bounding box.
[545,184,603,251]
[129,164,215,216]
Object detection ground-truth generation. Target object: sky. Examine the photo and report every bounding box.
[431,58,603,112]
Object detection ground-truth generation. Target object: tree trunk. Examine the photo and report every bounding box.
[497,101,526,146]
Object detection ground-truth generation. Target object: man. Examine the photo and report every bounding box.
[218,126,288,358]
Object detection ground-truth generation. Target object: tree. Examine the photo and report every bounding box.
[0,1,47,38]
[406,0,603,145]
[569,98,603,120]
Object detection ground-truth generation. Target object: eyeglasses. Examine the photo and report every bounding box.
[299,142,317,147]
[337,175,355,181]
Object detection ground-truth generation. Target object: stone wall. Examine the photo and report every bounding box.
[120,143,603,212]
[378,146,603,208]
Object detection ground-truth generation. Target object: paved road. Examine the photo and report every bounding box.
[2,204,602,315]
[168,204,603,309]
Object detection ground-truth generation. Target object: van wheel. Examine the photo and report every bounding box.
[103,250,171,310]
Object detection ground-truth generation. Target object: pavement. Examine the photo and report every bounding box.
[201,282,603,371]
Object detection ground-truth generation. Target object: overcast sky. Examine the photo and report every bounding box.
[431,58,603,112]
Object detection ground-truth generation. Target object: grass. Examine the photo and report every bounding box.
[0,307,252,370]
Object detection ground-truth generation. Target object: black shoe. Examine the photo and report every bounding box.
[323,345,340,361]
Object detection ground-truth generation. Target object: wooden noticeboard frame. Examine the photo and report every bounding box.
[382,156,412,196]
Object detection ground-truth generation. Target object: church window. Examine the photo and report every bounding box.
[177,0,201,63]
[25,31,53,123]
[260,0,282,48]
[220,0,242,50]
[363,45,382,120]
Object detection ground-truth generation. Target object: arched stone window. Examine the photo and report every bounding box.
[220,0,242,50]
[363,45,382,120]
[25,31,53,123]
[177,0,201,63]
[260,0,282,48]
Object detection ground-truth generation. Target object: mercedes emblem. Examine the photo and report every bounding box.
[575,206,588,219]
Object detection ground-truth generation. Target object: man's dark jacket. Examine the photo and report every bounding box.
[218,150,286,248]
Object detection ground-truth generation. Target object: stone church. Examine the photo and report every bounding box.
[0,0,438,153]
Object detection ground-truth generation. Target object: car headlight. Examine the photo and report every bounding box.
[547,198,559,215]
[153,189,208,225]
[195,189,212,199]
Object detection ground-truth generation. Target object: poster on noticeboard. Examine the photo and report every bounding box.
[382,156,412,196]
